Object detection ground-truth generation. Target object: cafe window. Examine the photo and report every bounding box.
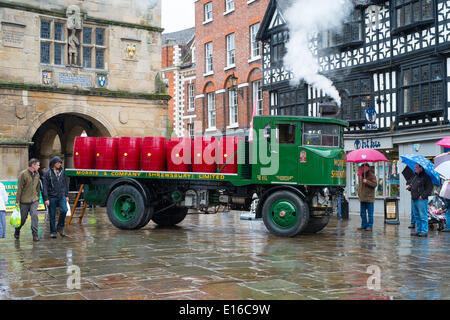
[349,160,400,198]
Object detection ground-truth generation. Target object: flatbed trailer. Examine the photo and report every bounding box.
[66,115,349,237]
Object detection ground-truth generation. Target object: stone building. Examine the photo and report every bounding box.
[0,0,169,180]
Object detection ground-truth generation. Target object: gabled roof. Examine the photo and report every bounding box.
[256,0,294,41]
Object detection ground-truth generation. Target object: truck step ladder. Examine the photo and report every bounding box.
[67,184,87,225]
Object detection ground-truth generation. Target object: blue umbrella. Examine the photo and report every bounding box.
[400,154,441,186]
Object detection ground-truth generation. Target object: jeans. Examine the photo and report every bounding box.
[410,200,416,227]
[412,199,428,234]
[0,210,5,238]
[360,202,374,229]
[48,197,68,234]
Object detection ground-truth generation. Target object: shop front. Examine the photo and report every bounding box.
[344,136,399,216]
[344,127,450,218]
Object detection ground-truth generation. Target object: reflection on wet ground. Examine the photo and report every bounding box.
[0,208,449,300]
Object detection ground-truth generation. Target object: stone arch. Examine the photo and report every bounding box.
[26,105,118,142]
[28,105,118,169]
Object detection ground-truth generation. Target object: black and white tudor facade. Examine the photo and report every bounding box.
[257,0,450,216]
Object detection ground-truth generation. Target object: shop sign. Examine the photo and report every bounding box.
[344,137,393,151]
[365,107,378,130]
[1,181,45,212]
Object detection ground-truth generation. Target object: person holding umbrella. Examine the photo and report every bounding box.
[357,163,377,231]
[406,164,433,237]
[347,149,387,231]
[402,154,440,237]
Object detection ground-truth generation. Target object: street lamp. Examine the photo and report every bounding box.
[229,73,244,97]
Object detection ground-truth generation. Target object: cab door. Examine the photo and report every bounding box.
[267,121,299,184]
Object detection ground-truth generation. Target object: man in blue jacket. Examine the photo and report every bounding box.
[42,156,69,238]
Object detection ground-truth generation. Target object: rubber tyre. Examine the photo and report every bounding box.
[302,216,330,234]
[262,190,309,237]
[136,206,154,229]
[152,207,188,227]
[106,185,147,230]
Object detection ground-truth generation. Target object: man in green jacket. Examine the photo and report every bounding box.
[15,158,41,242]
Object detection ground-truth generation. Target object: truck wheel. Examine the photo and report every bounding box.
[136,207,154,229]
[107,185,147,230]
[302,216,330,234]
[262,190,309,237]
[152,207,188,227]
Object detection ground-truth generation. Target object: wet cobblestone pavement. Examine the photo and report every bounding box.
[0,208,449,300]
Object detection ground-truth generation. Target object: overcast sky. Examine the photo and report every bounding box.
[161,0,195,33]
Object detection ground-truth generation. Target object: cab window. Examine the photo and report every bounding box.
[277,124,296,144]
[302,123,340,147]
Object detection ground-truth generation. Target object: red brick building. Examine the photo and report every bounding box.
[162,28,195,137]
[193,0,269,137]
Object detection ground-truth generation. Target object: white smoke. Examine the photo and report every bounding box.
[283,0,355,106]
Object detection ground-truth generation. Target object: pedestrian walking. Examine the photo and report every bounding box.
[406,163,433,237]
[357,163,377,231]
[15,158,41,242]
[42,156,69,238]
[0,181,8,238]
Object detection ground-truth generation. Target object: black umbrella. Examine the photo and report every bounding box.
[402,166,414,183]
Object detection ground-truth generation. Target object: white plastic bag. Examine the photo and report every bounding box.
[10,206,21,228]
[66,200,71,217]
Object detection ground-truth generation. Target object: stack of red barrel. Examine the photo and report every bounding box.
[73,135,243,173]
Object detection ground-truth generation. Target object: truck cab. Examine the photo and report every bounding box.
[251,116,347,187]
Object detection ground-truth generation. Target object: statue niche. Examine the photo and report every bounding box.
[66,5,82,66]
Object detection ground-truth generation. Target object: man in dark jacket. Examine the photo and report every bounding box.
[406,163,433,237]
[42,156,69,238]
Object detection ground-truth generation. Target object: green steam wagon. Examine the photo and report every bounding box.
[65,115,348,237]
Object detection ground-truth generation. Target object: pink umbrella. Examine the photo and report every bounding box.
[436,137,450,148]
[346,149,388,163]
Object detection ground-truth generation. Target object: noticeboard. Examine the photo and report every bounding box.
[1,181,46,212]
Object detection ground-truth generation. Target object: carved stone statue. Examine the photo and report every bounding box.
[68,29,79,65]
[66,5,82,65]
[66,5,82,30]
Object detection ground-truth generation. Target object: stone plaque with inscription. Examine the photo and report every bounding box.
[1,22,25,48]
[58,73,91,87]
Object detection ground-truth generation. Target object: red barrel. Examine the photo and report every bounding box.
[117,137,142,171]
[218,136,244,174]
[95,137,118,170]
[73,136,96,169]
[141,137,166,171]
[166,137,191,172]
[192,137,217,173]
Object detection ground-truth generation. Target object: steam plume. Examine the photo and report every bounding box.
[283,0,354,106]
